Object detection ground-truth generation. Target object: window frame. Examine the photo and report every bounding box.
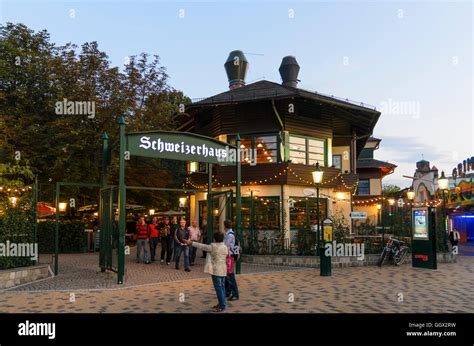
[332,154,342,170]
[357,179,370,195]
[227,132,280,164]
[289,134,326,166]
[289,196,328,230]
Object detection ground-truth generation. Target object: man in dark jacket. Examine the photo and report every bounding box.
[174,218,191,272]
[159,217,172,265]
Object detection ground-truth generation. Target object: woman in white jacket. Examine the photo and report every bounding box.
[185,231,229,312]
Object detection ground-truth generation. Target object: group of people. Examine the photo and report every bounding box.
[135,216,240,312]
[135,216,203,270]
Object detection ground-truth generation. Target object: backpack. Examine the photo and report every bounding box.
[228,231,240,260]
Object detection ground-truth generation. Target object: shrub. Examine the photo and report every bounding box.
[331,210,351,242]
[37,220,87,254]
[0,196,35,270]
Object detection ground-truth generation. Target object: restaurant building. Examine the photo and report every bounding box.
[181,50,388,247]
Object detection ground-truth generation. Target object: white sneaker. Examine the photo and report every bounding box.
[160,260,164,263]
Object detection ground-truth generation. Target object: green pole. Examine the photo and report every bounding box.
[117,116,126,284]
[33,176,38,264]
[381,197,385,248]
[443,191,448,252]
[54,182,59,276]
[250,190,254,252]
[316,183,320,255]
[315,185,320,256]
[320,217,332,276]
[207,163,213,244]
[99,132,109,271]
[235,134,242,274]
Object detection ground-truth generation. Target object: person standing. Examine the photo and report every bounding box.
[159,216,172,265]
[449,228,461,251]
[188,220,201,265]
[170,216,178,261]
[223,220,239,300]
[136,216,150,264]
[174,218,191,272]
[184,232,228,312]
[148,217,160,262]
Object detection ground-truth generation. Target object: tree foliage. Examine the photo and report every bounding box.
[0,23,191,209]
[382,184,401,197]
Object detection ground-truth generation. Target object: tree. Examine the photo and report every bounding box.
[382,184,401,197]
[0,23,191,210]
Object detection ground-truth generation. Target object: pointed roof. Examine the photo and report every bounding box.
[357,158,397,176]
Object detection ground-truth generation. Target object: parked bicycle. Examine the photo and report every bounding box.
[377,238,410,267]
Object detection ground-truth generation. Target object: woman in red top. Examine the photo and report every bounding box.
[148,217,160,261]
[136,216,150,264]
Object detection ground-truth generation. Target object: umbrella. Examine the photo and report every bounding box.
[155,210,186,216]
[37,203,55,218]
[77,203,146,212]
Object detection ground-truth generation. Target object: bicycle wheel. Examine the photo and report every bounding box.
[394,246,409,266]
[377,248,388,267]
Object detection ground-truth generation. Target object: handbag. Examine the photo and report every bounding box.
[226,254,234,274]
[162,225,170,237]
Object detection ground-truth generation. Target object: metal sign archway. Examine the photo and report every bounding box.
[114,116,242,284]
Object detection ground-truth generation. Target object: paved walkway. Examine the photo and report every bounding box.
[5,247,306,291]
[0,254,472,313]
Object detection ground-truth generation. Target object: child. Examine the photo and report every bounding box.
[185,232,228,312]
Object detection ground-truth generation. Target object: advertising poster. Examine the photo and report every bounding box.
[413,208,429,239]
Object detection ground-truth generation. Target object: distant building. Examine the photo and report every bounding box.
[408,157,474,248]
[412,159,439,203]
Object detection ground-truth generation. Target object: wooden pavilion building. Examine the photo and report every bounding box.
[180,50,389,247]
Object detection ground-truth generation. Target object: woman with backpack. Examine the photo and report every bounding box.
[184,231,229,312]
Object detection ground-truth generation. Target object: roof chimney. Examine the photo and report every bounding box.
[279,56,300,88]
[224,50,248,90]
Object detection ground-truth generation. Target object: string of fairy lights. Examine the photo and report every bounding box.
[0,185,34,206]
[184,168,446,207]
[0,186,33,194]
[185,166,359,191]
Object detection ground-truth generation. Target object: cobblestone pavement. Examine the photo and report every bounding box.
[0,254,472,313]
[4,246,307,291]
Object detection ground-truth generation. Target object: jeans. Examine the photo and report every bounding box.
[225,273,239,298]
[150,237,159,260]
[175,245,190,270]
[189,245,198,264]
[136,238,149,262]
[160,237,172,263]
[211,275,227,310]
[167,237,174,261]
[171,239,177,261]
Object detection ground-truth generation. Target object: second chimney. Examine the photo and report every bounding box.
[279,56,300,88]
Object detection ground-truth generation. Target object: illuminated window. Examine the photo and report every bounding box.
[289,197,328,230]
[228,134,279,164]
[289,135,325,165]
